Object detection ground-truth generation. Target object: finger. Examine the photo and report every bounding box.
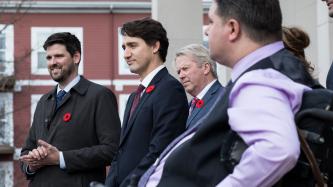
[20,155,29,160]
[20,156,34,162]
[38,139,51,148]
[28,151,36,159]
[37,146,48,158]
[31,149,42,160]
[27,160,37,165]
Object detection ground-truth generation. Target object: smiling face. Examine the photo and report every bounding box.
[323,0,333,17]
[176,54,207,97]
[122,35,158,79]
[46,44,79,87]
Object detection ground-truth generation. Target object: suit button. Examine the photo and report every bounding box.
[118,149,123,154]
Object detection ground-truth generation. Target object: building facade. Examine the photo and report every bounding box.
[0,0,209,186]
[0,0,332,186]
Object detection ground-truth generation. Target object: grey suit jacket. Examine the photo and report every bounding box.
[21,76,121,187]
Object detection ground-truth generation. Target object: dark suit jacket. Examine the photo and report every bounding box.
[20,76,121,187]
[157,48,316,187]
[106,68,188,187]
[327,62,333,90]
[186,81,223,129]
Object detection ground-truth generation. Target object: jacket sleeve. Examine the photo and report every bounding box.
[20,100,43,179]
[121,80,188,186]
[63,89,121,172]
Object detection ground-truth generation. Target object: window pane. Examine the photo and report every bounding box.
[0,35,5,50]
[0,105,5,145]
[0,51,5,63]
[0,169,5,187]
[37,52,47,69]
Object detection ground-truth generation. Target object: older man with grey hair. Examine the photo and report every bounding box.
[175,44,223,129]
[136,44,224,187]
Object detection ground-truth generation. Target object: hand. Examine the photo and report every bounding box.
[28,163,43,173]
[20,154,44,172]
[20,140,60,168]
[29,145,48,160]
[36,139,60,165]
[20,146,47,164]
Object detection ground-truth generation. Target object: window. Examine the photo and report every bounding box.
[118,27,134,75]
[31,94,42,125]
[31,27,84,75]
[118,94,130,124]
[0,93,13,146]
[0,25,14,76]
[0,162,13,187]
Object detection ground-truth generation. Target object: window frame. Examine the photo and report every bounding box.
[0,162,13,187]
[118,27,134,75]
[0,24,14,76]
[0,93,13,146]
[118,94,130,124]
[31,27,84,75]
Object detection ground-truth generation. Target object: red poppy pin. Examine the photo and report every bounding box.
[146,85,155,93]
[196,99,204,108]
[63,113,71,122]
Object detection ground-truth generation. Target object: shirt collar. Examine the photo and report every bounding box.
[57,75,80,94]
[195,79,217,100]
[231,41,284,82]
[140,65,165,88]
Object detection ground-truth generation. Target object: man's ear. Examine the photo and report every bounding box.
[152,41,160,54]
[226,18,241,42]
[73,52,81,65]
[203,62,211,75]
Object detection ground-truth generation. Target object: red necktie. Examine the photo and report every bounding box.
[189,97,199,116]
[130,84,145,118]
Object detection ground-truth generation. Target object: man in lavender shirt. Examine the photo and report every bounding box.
[139,0,317,186]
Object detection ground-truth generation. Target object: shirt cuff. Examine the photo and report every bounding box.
[59,151,66,169]
[25,164,35,175]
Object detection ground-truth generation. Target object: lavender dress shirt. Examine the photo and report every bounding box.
[143,41,311,187]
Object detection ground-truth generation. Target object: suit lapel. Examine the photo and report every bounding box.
[119,68,168,146]
[186,81,222,128]
[47,76,89,143]
[41,87,57,139]
[120,93,135,141]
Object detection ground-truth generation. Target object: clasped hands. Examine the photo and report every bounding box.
[20,139,60,172]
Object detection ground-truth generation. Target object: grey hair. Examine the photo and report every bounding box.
[175,44,217,78]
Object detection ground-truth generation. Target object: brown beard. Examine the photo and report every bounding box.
[49,62,76,83]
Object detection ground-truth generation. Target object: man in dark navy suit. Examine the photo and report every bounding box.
[137,44,223,187]
[175,44,223,129]
[322,0,333,89]
[105,18,188,187]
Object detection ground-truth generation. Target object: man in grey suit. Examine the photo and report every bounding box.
[175,44,223,129]
[20,32,121,187]
[322,0,333,89]
[138,44,223,187]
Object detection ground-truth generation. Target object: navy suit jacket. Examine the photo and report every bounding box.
[105,68,188,187]
[326,62,333,90]
[186,81,223,129]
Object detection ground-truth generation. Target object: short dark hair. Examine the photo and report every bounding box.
[43,32,81,56]
[214,0,282,43]
[121,17,169,62]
